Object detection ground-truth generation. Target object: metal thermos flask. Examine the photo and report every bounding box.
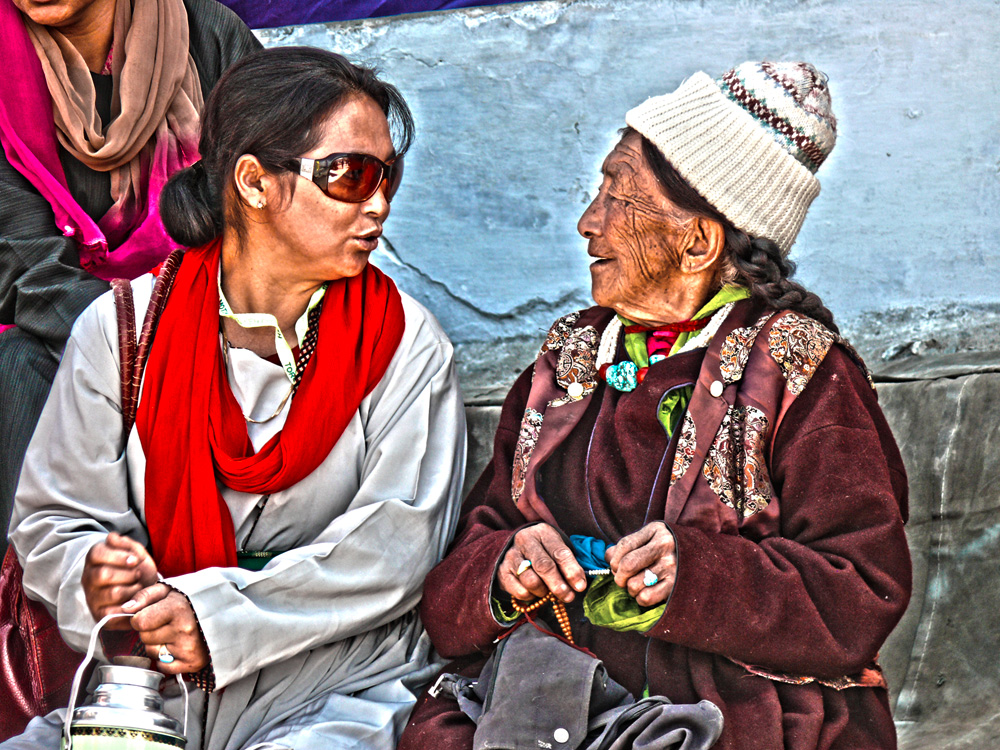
[63,615,189,750]
[64,661,186,749]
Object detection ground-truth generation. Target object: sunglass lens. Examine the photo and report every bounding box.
[384,157,403,202]
[325,156,382,202]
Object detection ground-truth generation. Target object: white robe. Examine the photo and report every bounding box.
[5,274,467,750]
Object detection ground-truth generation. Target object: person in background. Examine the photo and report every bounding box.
[0,0,260,556]
[400,61,911,750]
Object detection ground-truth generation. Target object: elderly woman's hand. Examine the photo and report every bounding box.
[123,583,209,675]
[497,523,588,604]
[82,532,160,630]
[606,522,677,607]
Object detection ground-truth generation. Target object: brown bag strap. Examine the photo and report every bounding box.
[111,279,138,433]
[111,250,185,434]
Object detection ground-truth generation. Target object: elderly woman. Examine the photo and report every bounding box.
[0,0,259,556]
[4,47,465,749]
[400,62,911,750]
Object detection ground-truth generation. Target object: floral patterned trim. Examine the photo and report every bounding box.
[670,414,697,486]
[539,311,581,356]
[511,408,544,506]
[550,325,600,407]
[768,314,836,396]
[703,405,773,518]
[719,314,773,384]
[729,656,888,691]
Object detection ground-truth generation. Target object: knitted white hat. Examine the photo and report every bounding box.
[625,61,837,255]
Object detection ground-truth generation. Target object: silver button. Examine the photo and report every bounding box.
[554,728,570,743]
[709,380,724,398]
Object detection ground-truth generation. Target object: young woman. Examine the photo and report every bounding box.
[5,47,466,749]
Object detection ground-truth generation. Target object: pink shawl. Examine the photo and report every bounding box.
[0,0,200,315]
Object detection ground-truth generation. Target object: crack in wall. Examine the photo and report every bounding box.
[378,238,589,322]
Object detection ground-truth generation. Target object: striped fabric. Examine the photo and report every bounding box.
[718,62,836,173]
[0,329,58,558]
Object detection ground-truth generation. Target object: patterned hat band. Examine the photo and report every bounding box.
[718,69,830,172]
[625,61,837,256]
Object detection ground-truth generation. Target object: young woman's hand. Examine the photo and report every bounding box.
[605,521,677,607]
[124,583,209,674]
[82,532,159,630]
[497,523,587,603]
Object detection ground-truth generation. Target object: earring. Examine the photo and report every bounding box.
[256,198,266,209]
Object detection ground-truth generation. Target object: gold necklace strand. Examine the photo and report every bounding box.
[221,325,293,424]
[219,300,324,425]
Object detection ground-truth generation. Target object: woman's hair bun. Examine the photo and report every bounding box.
[160,160,223,247]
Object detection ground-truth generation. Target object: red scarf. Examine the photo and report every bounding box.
[135,241,405,578]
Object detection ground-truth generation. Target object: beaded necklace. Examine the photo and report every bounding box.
[510,593,575,643]
[596,305,735,393]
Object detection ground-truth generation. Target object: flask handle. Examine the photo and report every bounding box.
[63,612,190,749]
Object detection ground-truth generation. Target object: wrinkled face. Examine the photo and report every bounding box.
[267,94,395,284]
[12,0,112,29]
[577,132,698,318]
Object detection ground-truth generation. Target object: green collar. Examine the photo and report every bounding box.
[619,285,751,367]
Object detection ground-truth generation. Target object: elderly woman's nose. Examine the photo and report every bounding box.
[578,197,602,238]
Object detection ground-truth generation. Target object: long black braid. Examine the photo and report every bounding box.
[629,128,839,334]
[722,231,839,334]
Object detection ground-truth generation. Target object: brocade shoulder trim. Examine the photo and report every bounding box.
[678,308,845,522]
[767,313,837,396]
[538,311,581,356]
[511,309,611,509]
[511,408,544,507]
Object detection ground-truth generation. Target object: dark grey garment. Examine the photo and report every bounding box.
[433,623,723,750]
[0,0,261,555]
[0,330,58,559]
[585,700,725,750]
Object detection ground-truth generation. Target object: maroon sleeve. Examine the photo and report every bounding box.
[648,346,912,679]
[419,367,535,658]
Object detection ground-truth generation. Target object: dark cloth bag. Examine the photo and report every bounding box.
[430,622,723,750]
[0,253,181,740]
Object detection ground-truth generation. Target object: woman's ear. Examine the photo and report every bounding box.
[680,217,725,274]
[232,154,270,210]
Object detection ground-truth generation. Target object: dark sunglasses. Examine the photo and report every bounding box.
[290,152,403,204]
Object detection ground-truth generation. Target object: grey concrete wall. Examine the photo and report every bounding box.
[256,0,1000,400]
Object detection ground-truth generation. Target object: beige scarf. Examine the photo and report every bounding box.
[24,0,203,241]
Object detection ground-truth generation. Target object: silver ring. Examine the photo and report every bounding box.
[642,569,659,587]
[515,559,533,577]
[157,645,175,664]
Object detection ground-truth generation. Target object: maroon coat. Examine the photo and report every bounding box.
[402,301,911,750]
